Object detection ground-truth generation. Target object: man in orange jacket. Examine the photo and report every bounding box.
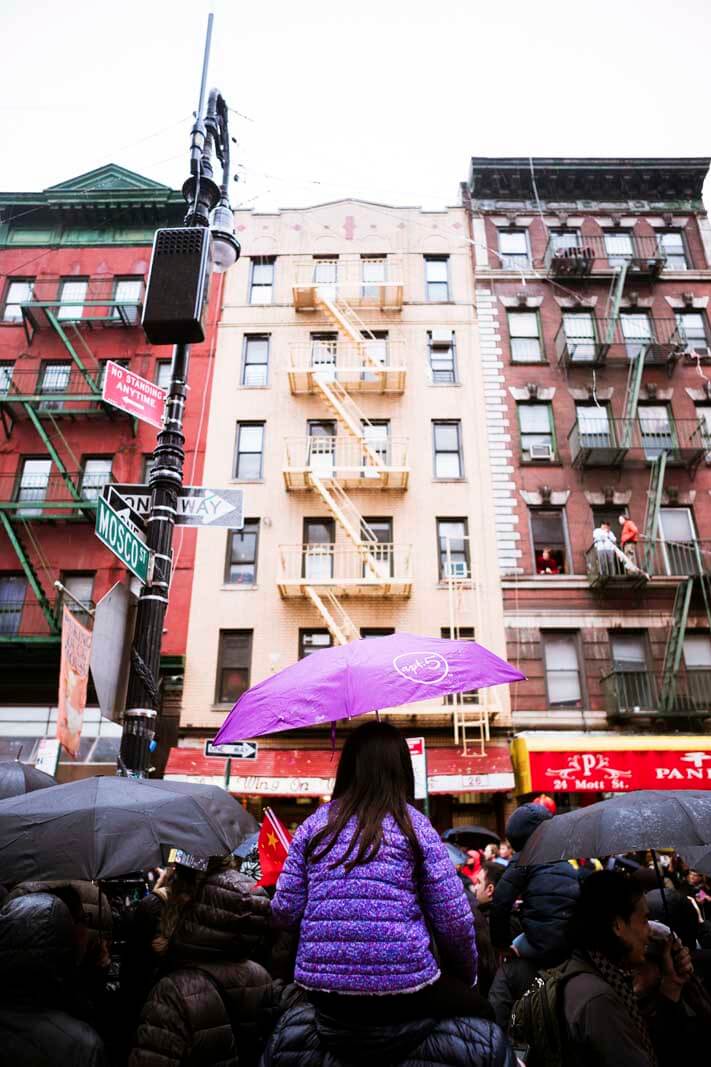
[619,513,640,563]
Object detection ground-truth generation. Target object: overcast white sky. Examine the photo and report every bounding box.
[2,0,710,209]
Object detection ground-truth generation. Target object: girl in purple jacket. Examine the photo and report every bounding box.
[271,722,478,1011]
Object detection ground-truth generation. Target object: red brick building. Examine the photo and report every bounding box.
[0,164,220,776]
[464,158,711,804]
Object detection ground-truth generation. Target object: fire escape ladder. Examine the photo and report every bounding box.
[660,578,694,714]
[308,472,386,580]
[0,512,58,633]
[319,295,375,346]
[22,404,83,503]
[641,452,668,573]
[304,586,360,645]
[620,349,647,449]
[44,310,101,393]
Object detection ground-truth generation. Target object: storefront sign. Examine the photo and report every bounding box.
[529,747,711,793]
[56,606,93,758]
[406,736,428,799]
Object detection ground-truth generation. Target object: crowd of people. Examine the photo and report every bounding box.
[0,721,709,1066]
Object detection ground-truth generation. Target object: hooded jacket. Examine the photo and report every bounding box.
[271,802,477,994]
[129,869,299,1067]
[0,893,107,1067]
[260,999,517,1067]
[490,804,580,963]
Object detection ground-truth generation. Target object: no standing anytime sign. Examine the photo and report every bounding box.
[102,360,167,429]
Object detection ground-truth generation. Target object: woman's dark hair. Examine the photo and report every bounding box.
[153,854,237,955]
[569,870,643,962]
[305,721,420,874]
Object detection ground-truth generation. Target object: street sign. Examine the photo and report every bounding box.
[101,360,167,429]
[406,736,428,800]
[103,485,145,538]
[90,580,138,721]
[204,739,258,760]
[107,484,244,528]
[96,493,151,583]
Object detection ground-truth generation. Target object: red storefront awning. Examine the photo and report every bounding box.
[165,743,514,796]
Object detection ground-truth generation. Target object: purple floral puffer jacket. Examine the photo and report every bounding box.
[271,802,477,995]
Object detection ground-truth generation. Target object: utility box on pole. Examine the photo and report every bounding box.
[142,227,213,345]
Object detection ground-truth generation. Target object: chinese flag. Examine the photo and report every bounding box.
[255,807,292,888]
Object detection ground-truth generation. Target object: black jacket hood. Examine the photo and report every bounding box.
[0,892,75,1000]
[505,803,552,853]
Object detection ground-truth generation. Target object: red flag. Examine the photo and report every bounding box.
[255,807,292,888]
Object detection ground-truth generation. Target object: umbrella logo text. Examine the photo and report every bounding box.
[393,652,449,685]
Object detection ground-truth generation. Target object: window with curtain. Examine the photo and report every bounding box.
[498,230,530,269]
[563,312,597,363]
[676,311,708,354]
[543,633,583,707]
[57,279,88,321]
[604,231,634,266]
[508,311,542,362]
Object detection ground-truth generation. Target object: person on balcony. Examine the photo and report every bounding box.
[593,521,617,576]
[619,515,640,564]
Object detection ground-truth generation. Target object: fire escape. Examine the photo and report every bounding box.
[280,256,411,643]
[0,282,141,638]
[548,233,711,720]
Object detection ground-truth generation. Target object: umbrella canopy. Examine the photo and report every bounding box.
[443,825,500,850]
[0,776,257,884]
[215,633,525,741]
[0,761,55,800]
[519,790,711,866]
[443,841,468,868]
[678,845,711,877]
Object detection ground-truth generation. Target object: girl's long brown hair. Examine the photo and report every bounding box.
[305,721,422,874]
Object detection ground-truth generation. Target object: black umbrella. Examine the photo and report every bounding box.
[678,844,711,877]
[0,775,257,883]
[0,760,55,800]
[519,790,711,866]
[442,825,500,850]
[443,841,468,868]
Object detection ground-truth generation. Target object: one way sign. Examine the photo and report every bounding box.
[205,739,258,760]
[104,485,244,529]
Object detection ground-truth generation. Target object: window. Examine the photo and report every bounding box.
[362,420,390,477]
[0,362,13,393]
[0,575,26,635]
[216,630,253,704]
[508,311,543,363]
[437,518,470,580]
[608,633,654,712]
[241,335,270,387]
[683,634,711,670]
[518,403,554,459]
[313,256,338,285]
[98,359,128,389]
[303,518,335,581]
[604,231,634,267]
[620,312,652,360]
[311,332,338,377]
[543,633,583,707]
[249,257,275,304]
[498,230,530,269]
[676,311,709,355]
[299,629,332,659]
[2,279,33,322]
[576,403,612,448]
[38,362,71,411]
[433,420,463,479]
[155,361,172,391]
[142,454,155,483]
[696,405,711,449]
[80,458,112,500]
[362,517,393,577]
[361,627,395,638]
[428,330,457,383]
[361,330,389,382]
[659,230,688,269]
[112,278,143,323]
[562,311,597,363]
[16,458,51,516]
[234,422,264,480]
[225,521,260,585]
[61,573,94,613]
[659,507,699,576]
[531,509,568,575]
[549,229,582,255]
[308,420,336,475]
[57,278,88,321]
[361,256,386,299]
[638,405,674,459]
[424,256,450,302]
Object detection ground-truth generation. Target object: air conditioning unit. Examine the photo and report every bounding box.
[685,346,711,361]
[529,443,554,460]
[444,561,469,579]
[430,328,453,345]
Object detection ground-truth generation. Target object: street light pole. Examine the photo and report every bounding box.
[119,14,240,777]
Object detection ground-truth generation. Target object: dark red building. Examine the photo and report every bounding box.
[0,164,219,777]
[465,158,711,804]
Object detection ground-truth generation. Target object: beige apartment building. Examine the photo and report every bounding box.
[170,199,513,830]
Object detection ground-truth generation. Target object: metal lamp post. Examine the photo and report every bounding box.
[119,15,240,777]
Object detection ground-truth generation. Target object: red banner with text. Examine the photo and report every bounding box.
[529,747,711,793]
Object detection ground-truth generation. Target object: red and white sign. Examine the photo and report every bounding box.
[530,748,711,793]
[406,736,427,799]
[101,360,166,429]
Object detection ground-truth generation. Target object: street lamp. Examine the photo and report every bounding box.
[119,15,240,778]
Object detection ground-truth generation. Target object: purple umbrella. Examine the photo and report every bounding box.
[214,632,525,741]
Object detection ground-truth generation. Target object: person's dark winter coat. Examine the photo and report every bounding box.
[129,869,299,1067]
[260,998,517,1067]
[490,803,580,963]
[0,893,107,1067]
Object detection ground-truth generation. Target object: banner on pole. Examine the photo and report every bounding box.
[57,606,93,758]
